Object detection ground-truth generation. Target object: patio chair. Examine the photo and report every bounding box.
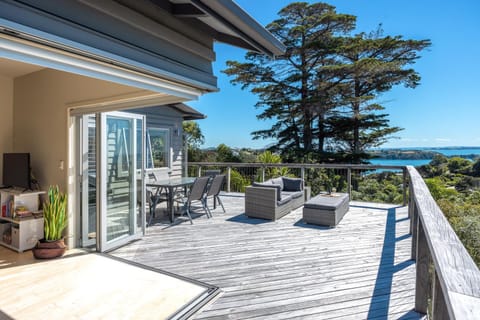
[204,169,221,177]
[174,176,211,224]
[206,174,226,213]
[146,172,168,225]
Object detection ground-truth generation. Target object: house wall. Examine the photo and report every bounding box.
[13,69,168,248]
[13,68,151,191]
[130,107,184,178]
[0,75,14,183]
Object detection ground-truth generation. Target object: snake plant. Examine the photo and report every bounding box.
[43,185,68,241]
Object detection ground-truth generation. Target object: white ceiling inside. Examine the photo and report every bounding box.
[0,57,44,78]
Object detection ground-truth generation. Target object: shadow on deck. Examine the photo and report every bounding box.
[112,193,424,320]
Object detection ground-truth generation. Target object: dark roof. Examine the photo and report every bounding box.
[170,0,286,57]
[168,103,206,120]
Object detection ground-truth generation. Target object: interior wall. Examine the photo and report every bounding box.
[0,75,14,184]
[13,68,146,191]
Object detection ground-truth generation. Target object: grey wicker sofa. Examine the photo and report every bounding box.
[245,177,305,220]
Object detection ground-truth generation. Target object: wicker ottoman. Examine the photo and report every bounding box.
[303,193,349,227]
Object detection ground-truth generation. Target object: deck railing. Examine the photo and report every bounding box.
[188,162,408,205]
[188,162,480,319]
[407,166,480,319]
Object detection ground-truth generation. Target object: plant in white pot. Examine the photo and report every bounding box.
[32,185,68,259]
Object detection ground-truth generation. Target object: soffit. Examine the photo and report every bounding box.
[168,103,206,120]
[0,57,44,78]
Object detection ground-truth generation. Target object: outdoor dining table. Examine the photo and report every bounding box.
[147,177,196,224]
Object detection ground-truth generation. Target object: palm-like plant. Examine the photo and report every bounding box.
[43,185,67,241]
[257,151,291,180]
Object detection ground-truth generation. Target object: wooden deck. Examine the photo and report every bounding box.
[112,193,424,320]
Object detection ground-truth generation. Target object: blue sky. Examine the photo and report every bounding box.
[189,0,480,149]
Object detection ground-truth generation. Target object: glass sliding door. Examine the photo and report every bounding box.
[98,111,145,252]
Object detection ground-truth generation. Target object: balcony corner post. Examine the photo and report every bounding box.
[347,168,352,199]
[415,218,430,315]
[227,167,231,193]
[432,272,449,320]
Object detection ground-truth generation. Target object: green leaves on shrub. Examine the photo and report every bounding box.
[43,185,68,241]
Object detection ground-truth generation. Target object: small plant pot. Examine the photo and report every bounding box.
[32,238,66,259]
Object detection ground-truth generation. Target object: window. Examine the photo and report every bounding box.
[146,128,170,168]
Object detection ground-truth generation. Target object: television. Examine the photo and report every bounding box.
[2,153,31,190]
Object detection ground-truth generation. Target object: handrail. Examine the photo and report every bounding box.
[407,166,480,319]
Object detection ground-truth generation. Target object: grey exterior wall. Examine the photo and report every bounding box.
[130,106,185,179]
[0,0,218,90]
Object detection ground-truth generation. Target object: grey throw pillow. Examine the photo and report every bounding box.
[282,177,303,191]
[271,177,284,190]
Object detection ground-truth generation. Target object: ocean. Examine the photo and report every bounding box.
[370,147,480,167]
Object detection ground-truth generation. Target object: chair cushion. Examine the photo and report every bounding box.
[253,182,282,200]
[282,177,303,191]
[277,194,292,206]
[271,177,284,190]
[304,193,349,210]
[282,191,303,199]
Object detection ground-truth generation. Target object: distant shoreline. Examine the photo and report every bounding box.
[369,147,480,162]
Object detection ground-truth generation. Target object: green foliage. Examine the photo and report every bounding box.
[216,144,241,163]
[306,168,347,196]
[256,151,291,180]
[230,169,249,193]
[183,121,205,162]
[351,171,403,204]
[447,157,471,174]
[423,158,480,267]
[451,215,480,265]
[425,177,459,200]
[43,185,68,241]
[471,159,480,177]
[183,121,204,148]
[257,150,281,164]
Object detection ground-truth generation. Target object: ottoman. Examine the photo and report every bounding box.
[303,193,349,226]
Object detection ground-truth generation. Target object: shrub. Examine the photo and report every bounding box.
[230,169,249,192]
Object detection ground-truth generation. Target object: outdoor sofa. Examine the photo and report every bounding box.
[245,177,306,220]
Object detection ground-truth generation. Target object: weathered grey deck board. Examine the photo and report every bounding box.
[112,193,423,320]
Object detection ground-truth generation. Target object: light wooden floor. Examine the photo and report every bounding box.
[0,249,216,320]
[112,193,424,320]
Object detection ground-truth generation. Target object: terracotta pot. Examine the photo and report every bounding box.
[32,238,66,259]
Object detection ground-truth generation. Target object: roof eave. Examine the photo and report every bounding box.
[190,0,286,57]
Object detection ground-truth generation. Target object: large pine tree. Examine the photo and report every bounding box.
[224,2,430,163]
[224,2,355,161]
[330,28,431,162]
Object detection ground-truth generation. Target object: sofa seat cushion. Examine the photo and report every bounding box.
[277,195,292,206]
[282,177,303,191]
[282,191,303,199]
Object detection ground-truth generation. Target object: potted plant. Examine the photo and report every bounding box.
[32,185,68,259]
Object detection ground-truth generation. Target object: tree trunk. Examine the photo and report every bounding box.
[318,113,325,153]
[352,78,361,163]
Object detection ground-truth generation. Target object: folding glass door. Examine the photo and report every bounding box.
[80,111,145,252]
